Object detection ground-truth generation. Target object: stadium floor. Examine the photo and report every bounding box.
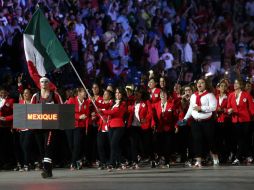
[0,165,253,190]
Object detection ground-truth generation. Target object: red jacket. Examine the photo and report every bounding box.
[216,94,229,123]
[152,100,175,132]
[14,99,30,131]
[94,96,103,103]
[127,95,135,106]
[173,92,182,109]
[127,100,153,130]
[176,97,192,127]
[102,101,127,128]
[227,91,254,123]
[88,96,103,126]
[149,88,161,104]
[96,100,113,132]
[0,97,14,127]
[171,95,182,127]
[67,97,90,128]
[31,91,63,104]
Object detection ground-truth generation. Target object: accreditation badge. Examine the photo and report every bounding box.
[84,105,87,110]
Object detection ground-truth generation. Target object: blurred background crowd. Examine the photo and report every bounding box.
[0,0,254,98]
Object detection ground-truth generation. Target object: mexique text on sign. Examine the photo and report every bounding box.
[27,114,58,121]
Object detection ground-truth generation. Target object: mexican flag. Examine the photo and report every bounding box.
[23,8,70,77]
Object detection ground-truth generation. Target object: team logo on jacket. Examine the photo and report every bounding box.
[243,98,247,102]
[5,103,10,107]
[155,94,158,98]
[142,103,146,107]
[84,105,86,109]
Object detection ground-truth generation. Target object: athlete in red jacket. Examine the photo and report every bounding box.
[0,87,15,170]
[227,79,254,165]
[100,87,127,170]
[66,87,90,170]
[127,87,153,168]
[151,90,177,167]
[30,77,62,178]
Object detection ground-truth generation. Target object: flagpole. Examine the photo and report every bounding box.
[176,63,184,85]
[69,61,103,119]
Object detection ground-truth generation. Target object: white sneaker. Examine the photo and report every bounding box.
[232,159,240,165]
[247,157,253,164]
[193,161,202,168]
[185,161,192,167]
[213,159,219,166]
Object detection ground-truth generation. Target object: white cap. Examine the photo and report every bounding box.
[40,77,50,83]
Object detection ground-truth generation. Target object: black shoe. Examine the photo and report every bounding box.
[13,165,22,171]
[23,165,30,172]
[41,169,53,178]
[107,165,113,172]
[34,162,42,171]
[98,164,106,170]
[41,162,53,178]
[151,161,156,168]
[76,161,83,170]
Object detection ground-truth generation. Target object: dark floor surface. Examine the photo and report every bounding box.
[0,166,254,190]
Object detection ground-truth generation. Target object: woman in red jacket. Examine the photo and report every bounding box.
[17,88,34,171]
[216,79,231,163]
[151,90,177,168]
[66,87,90,170]
[176,84,193,165]
[227,79,254,165]
[148,77,161,104]
[100,87,127,170]
[0,87,15,170]
[86,82,103,167]
[95,89,113,169]
[127,87,153,169]
[245,80,254,162]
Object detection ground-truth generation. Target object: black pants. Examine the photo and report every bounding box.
[97,131,110,165]
[44,130,56,161]
[65,128,85,165]
[176,125,192,162]
[109,127,125,167]
[129,126,142,163]
[34,130,46,162]
[233,122,251,160]
[20,130,33,166]
[191,119,216,158]
[86,126,98,163]
[34,130,56,163]
[154,131,174,163]
[141,129,153,159]
[0,127,14,167]
[248,121,254,156]
[13,131,23,165]
[215,122,233,162]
